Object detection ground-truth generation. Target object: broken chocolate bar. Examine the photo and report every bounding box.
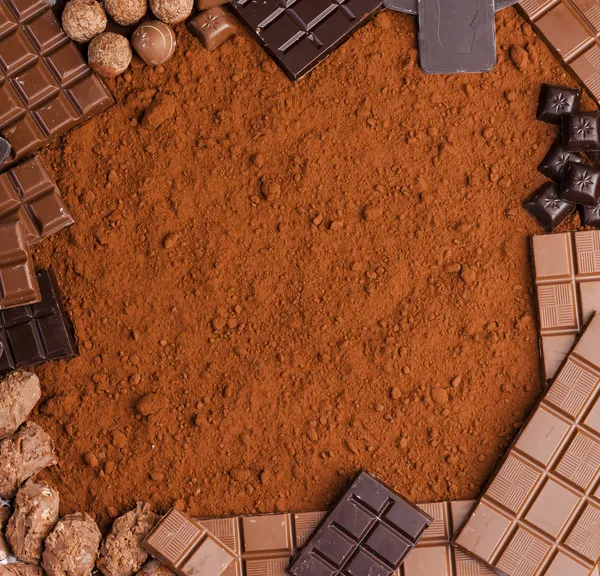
[143,508,236,576]
[455,313,600,576]
[537,84,581,124]
[287,470,432,576]
[538,138,586,183]
[187,7,237,51]
[560,162,600,206]
[0,269,77,375]
[563,113,600,152]
[0,156,74,245]
[523,181,577,232]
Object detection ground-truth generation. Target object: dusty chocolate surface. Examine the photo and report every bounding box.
[26,6,597,529]
[0,564,44,576]
[0,501,10,561]
[0,373,41,440]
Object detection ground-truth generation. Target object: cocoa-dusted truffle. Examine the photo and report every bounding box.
[131,21,176,66]
[96,502,158,576]
[88,33,132,78]
[0,564,44,576]
[6,478,60,563]
[104,0,147,26]
[135,560,174,576]
[149,0,192,24]
[0,371,41,439]
[62,0,107,42]
[0,499,10,561]
[0,422,58,499]
[43,513,102,576]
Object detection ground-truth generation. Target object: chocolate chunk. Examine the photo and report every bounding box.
[0,0,113,167]
[0,138,10,169]
[0,421,58,499]
[43,513,102,576]
[6,478,60,563]
[135,561,174,576]
[187,7,237,51]
[560,161,600,206]
[384,0,517,15]
[143,508,236,576]
[580,204,600,228]
[0,371,41,439]
[454,314,600,576]
[97,502,159,576]
[538,138,586,182]
[563,112,600,152]
[0,221,40,310]
[0,156,74,246]
[0,500,11,561]
[0,269,78,376]
[523,181,576,232]
[536,84,581,124]
[418,0,496,74]
[287,470,432,576]
[229,0,382,81]
[0,564,44,576]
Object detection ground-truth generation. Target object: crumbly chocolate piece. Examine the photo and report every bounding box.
[0,371,41,439]
[537,138,586,182]
[0,499,11,561]
[6,478,60,563]
[62,0,107,42]
[135,560,174,576]
[149,0,193,24]
[43,513,102,576]
[88,33,133,78]
[563,112,600,152]
[97,502,159,576]
[104,0,147,26]
[0,422,58,499]
[0,564,44,576]
[187,7,237,51]
[522,181,577,232]
[560,161,600,206]
[536,84,581,124]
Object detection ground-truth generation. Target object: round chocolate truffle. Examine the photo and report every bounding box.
[149,0,192,24]
[88,33,133,78]
[103,0,147,26]
[61,0,106,43]
[131,21,176,66]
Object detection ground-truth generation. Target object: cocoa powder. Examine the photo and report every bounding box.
[29,8,593,531]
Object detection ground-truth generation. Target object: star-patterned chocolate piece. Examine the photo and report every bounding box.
[523,182,576,232]
[560,162,600,206]
[187,7,237,51]
[579,203,600,228]
[536,84,581,124]
[538,139,586,182]
[563,113,600,152]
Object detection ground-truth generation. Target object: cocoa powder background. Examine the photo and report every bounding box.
[28,7,593,530]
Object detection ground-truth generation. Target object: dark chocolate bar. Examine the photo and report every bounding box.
[0,268,77,375]
[287,470,432,576]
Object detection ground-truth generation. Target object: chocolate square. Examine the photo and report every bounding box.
[523,182,576,232]
[187,7,237,52]
[580,204,600,228]
[538,139,586,183]
[560,161,600,206]
[536,84,581,124]
[563,112,600,152]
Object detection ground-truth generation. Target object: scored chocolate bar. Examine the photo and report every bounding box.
[287,470,432,576]
[0,0,113,167]
[455,313,600,576]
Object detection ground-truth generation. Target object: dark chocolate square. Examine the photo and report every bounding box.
[536,84,581,124]
[523,182,576,232]
[559,161,600,206]
[538,139,586,182]
[562,112,600,152]
[579,204,600,228]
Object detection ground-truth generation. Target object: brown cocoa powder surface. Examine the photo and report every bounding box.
[28,7,593,531]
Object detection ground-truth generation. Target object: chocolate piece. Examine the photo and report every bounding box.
[0,421,58,499]
[523,181,576,232]
[131,21,176,66]
[418,0,496,74]
[580,204,600,228]
[532,231,600,382]
[0,564,44,576]
[0,156,74,245]
[0,499,11,561]
[0,138,10,169]
[43,513,102,576]
[0,0,113,167]
[0,221,40,310]
[384,0,517,15]
[195,0,228,9]
[229,0,382,81]
[97,502,159,576]
[6,478,60,563]
[454,313,600,576]
[563,112,600,152]
[187,7,236,52]
[538,138,586,182]
[537,84,581,124]
[143,508,236,576]
[560,161,600,206]
[0,269,78,376]
[135,561,174,576]
[0,371,41,439]
[287,470,432,576]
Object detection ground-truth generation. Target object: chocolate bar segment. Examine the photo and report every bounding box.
[560,162,600,206]
[143,508,236,576]
[563,113,600,152]
[538,138,586,183]
[384,0,517,15]
[580,204,600,229]
[0,0,113,167]
[537,84,581,124]
[531,231,600,382]
[0,268,77,375]
[0,156,74,244]
[287,470,432,576]
[455,314,600,576]
[228,0,382,81]
[0,138,10,170]
[523,181,577,232]
[0,220,39,310]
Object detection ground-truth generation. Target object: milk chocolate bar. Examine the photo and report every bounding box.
[0,0,113,166]
[531,230,600,382]
[287,470,432,576]
[455,313,600,576]
[0,156,74,245]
